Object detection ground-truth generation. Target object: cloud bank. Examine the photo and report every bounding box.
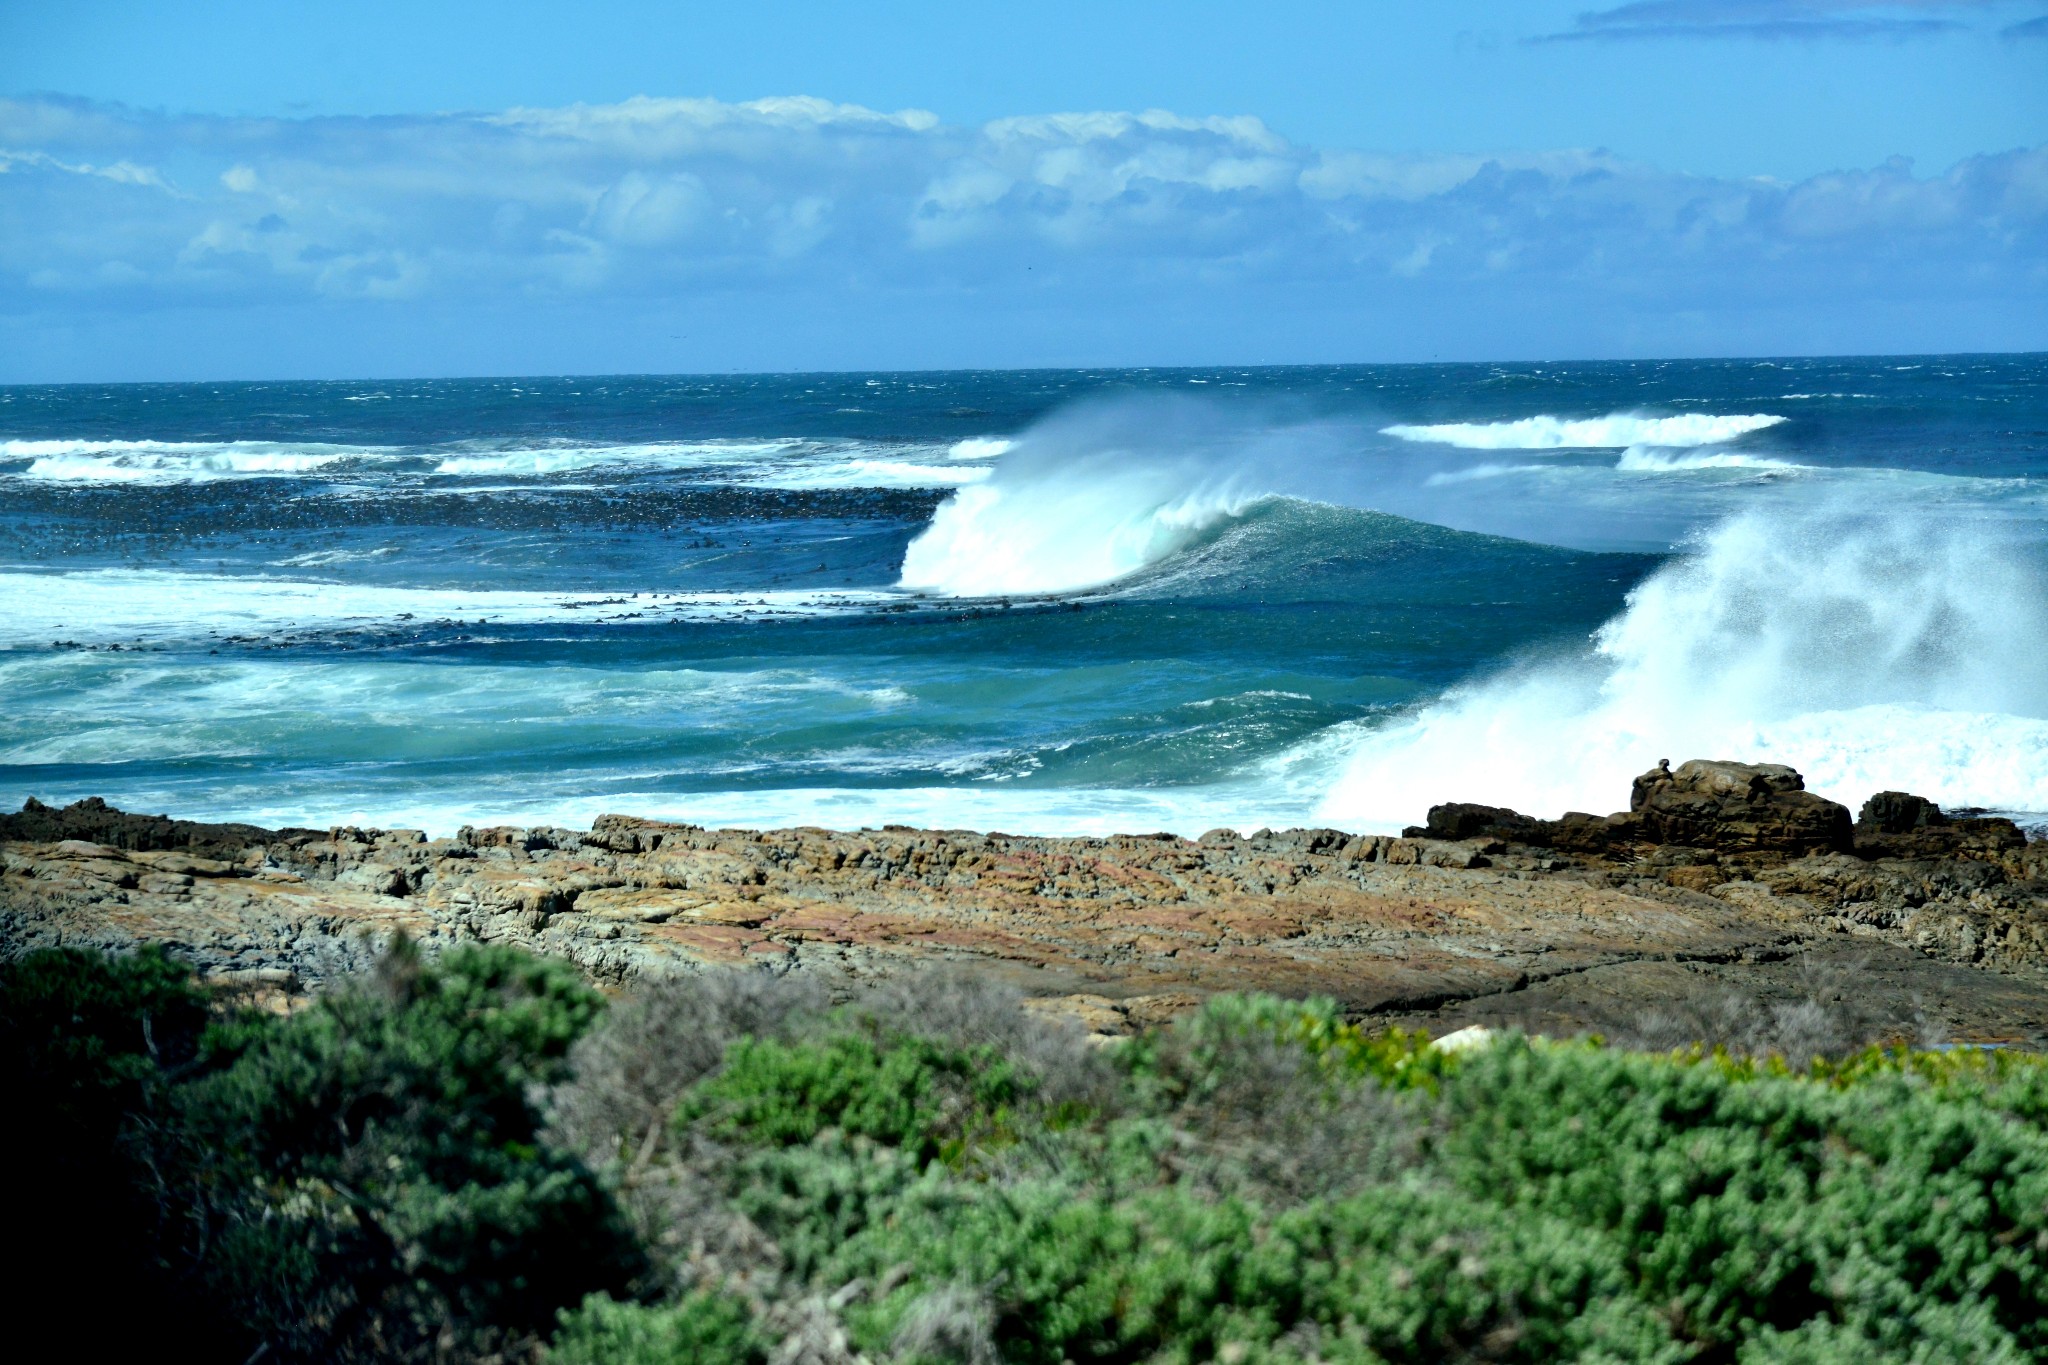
[2,93,2043,377]
[1546,1,2048,41]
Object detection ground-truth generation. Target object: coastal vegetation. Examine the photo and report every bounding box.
[8,941,2047,1363]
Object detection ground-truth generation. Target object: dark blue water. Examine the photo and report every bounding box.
[3,354,2045,833]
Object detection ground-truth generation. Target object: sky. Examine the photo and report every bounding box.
[2,0,2044,380]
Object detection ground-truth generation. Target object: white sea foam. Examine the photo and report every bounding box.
[749,459,993,490]
[272,547,404,567]
[0,781,1314,843]
[1383,412,1786,450]
[0,569,903,646]
[1316,502,2048,827]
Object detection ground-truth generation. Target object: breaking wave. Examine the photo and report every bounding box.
[899,400,1318,596]
[1316,501,2048,825]
[1384,412,1785,450]
[6,440,360,481]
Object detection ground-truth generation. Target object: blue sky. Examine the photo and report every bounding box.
[2,0,2044,379]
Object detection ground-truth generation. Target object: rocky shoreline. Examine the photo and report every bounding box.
[7,759,2048,1042]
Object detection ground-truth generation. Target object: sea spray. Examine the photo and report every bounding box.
[1316,499,2048,825]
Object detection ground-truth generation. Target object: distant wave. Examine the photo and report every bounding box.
[1614,446,1802,473]
[430,440,796,477]
[3,434,1012,490]
[750,460,992,490]
[1316,500,2048,825]
[1383,412,1785,450]
[435,439,1008,487]
[6,439,362,481]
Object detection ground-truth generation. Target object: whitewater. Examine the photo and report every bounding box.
[3,357,2044,835]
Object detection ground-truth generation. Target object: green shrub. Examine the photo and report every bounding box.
[15,943,2048,1364]
[679,1029,1027,1166]
[550,1290,767,1365]
[1126,992,1451,1104]
[0,944,213,1149]
[171,939,643,1361]
[829,1178,1680,1364]
[0,946,226,1352]
[1439,1038,2048,1354]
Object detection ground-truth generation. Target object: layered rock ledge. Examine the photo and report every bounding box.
[6,759,2048,1040]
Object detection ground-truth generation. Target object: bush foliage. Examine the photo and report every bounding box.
[11,943,2048,1363]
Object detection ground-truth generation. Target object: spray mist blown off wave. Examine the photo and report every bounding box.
[1384,412,1785,450]
[1614,447,1800,472]
[1317,503,2048,826]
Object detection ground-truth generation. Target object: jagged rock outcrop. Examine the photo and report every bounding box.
[1620,759,1853,854]
[6,761,2048,1040]
[1852,789,2029,861]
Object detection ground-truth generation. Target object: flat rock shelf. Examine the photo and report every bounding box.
[7,759,2048,1043]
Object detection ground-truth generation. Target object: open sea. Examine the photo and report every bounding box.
[4,355,2046,836]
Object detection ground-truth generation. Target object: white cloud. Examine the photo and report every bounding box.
[1,146,172,189]
[0,92,2040,365]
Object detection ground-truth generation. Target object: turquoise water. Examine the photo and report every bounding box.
[4,355,2046,834]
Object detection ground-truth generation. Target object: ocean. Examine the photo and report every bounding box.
[4,355,2046,837]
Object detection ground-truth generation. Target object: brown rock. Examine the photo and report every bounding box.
[1621,759,1852,855]
[6,759,2048,1042]
[1853,790,2028,863]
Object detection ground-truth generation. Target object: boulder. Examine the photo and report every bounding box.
[1417,762,1854,858]
[1404,802,1541,842]
[1859,791,1946,835]
[1854,790,2027,862]
[1620,759,1852,856]
[0,795,314,861]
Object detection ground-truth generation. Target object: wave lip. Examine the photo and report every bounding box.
[1383,412,1785,451]
[900,483,1258,596]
